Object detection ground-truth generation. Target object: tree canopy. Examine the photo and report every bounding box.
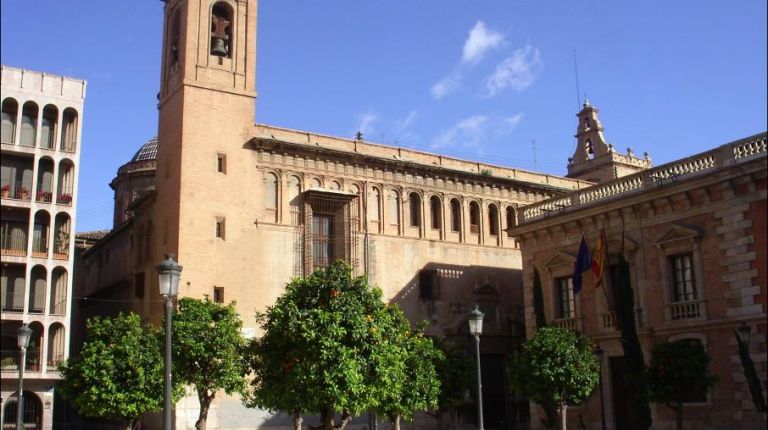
[244,261,441,430]
[510,327,599,430]
[648,339,717,430]
[57,313,166,426]
[173,297,248,430]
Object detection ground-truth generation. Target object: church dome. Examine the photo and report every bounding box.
[129,137,158,162]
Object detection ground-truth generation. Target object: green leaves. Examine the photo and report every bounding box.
[244,261,442,426]
[510,327,599,409]
[57,313,166,423]
[648,340,717,406]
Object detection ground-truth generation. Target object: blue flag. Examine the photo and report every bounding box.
[573,236,592,295]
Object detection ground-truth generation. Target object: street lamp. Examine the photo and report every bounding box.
[157,254,182,430]
[17,323,32,430]
[595,346,606,430]
[737,322,751,345]
[468,306,485,430]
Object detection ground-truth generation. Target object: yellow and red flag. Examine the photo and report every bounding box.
[591,227,607,287]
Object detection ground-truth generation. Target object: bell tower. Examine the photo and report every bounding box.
[566,100,651,183]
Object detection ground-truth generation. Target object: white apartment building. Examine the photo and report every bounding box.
[1,65,85,430]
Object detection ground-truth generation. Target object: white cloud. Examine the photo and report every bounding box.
[430,113,524,150]
[484,45,542,97]
[355,110,378,136]
[394,110,419,132]
[430,74,461,100]
[462,21,505,65]
[431,115,489,150]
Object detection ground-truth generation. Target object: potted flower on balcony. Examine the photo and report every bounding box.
[19,186,29,200]
[37,190,52,202]
[1,184,9,198]
[59,193,73,204]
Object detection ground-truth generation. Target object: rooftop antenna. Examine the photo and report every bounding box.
[532,138,537,169]
[573,49,581,109]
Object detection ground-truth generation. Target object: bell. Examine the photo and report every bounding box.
[211,37,228,57]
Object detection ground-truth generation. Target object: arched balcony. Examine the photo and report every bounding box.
[1,152,34,201]
[47,323,66,370]
[36,157,54,203]
[60,108,78,152]
[488,204,500,237]
[469,201,481,235]
[57,159,75,205]
[0,263,25,312]
[29,265,47,314]
[1,391,43,430]
[41,104,58,149]
[53,213,71,259]
[49,267,68,316]
[1,97,18,143]
[32,210,50,257]
[19,101,38,147]
[26,322,44,372]
[210,2,234,58]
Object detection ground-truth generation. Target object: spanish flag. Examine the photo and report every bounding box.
[591,227,607,287]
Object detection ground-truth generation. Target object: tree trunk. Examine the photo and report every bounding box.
[558,402,567,430]
[389,414,401,430]
[322,407,334,430]
[675,403,683,430]
[294,409,303,430]
[335,410,352,430]
[196,392,213,430]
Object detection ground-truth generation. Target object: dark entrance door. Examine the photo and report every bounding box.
[609,356,638,430]
[481,354,506,429]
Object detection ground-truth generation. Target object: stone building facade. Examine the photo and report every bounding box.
[513,133,767,430]
[1,66,86,430]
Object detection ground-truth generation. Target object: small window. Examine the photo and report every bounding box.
[670,254,696,302]
[213,286,224,304]
[215,217,226,240]
[430,196,441,229]
[469,202,480,234]
[450,199,461,232]
[135,273,145,299]
[409,193,421,227]
[217,153,227,174]
[419,269,438,300]
[555,277,575,319]
[488,205,499,236]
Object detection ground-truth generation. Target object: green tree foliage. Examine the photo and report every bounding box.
[510,327,599,430]
[244,261,441,430]
[173,297,248,430]
[434,339,473,409]
[57,313,165,428]
[532,267,547,329]
[648,340,717,430]
[612,252,652,429]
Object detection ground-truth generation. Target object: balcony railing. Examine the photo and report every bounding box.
[57,186,74,205]
[1,180,32,201]
[1,221,28,256]
[553,317,579,331]
[600,312,616,330]
[521,134,767,223]
[0,349,41,372]
[47,353,65,371]
[35,189,53,203]
[668,299,706,321]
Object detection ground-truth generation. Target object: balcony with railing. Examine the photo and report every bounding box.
[0,349,42,372]
[552,317,580,331]
[1,180,32,202]
[521,133,767,223]
[57,186,74,206]
[667,299,707,321]
[1,221,28,256]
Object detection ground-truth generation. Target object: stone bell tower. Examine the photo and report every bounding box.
[566,100,651,183]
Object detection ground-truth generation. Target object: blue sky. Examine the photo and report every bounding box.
[2,1,766,232]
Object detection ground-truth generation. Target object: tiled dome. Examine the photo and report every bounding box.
[130,137,158,162]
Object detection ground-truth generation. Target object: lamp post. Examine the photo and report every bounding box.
[595,346,606,430]
[737,321,751,345]
[16,324,32,430]
[157,254,182,430]
[468,306,485,430]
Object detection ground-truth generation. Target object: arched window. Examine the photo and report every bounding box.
[1,264,25,312]
[388,190,400,229]
[53,213,71,258]
[41,105,58,149]
[450,199,461,232]
[329,180,341,191]
[430,195,441,229]
[36,157,54,203]
[48,323,66,368]
[210,3,233,58]
[3,391,42,429]
[20,101,38,147]
[264,172,278,222]
[60,108,78,152]
[50,267,68,315]
[26,322,44,371]
[368,187,381,224]
[287,175,302,225]
[1,98,18,143]
[488,204,499,236]
[32,210,50,257]
[469,201,480,234]
[409,193,421,227]
[506,206,516,237]
[28,266,46,314]
[310,178,322,189]
[57,159,75,205]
